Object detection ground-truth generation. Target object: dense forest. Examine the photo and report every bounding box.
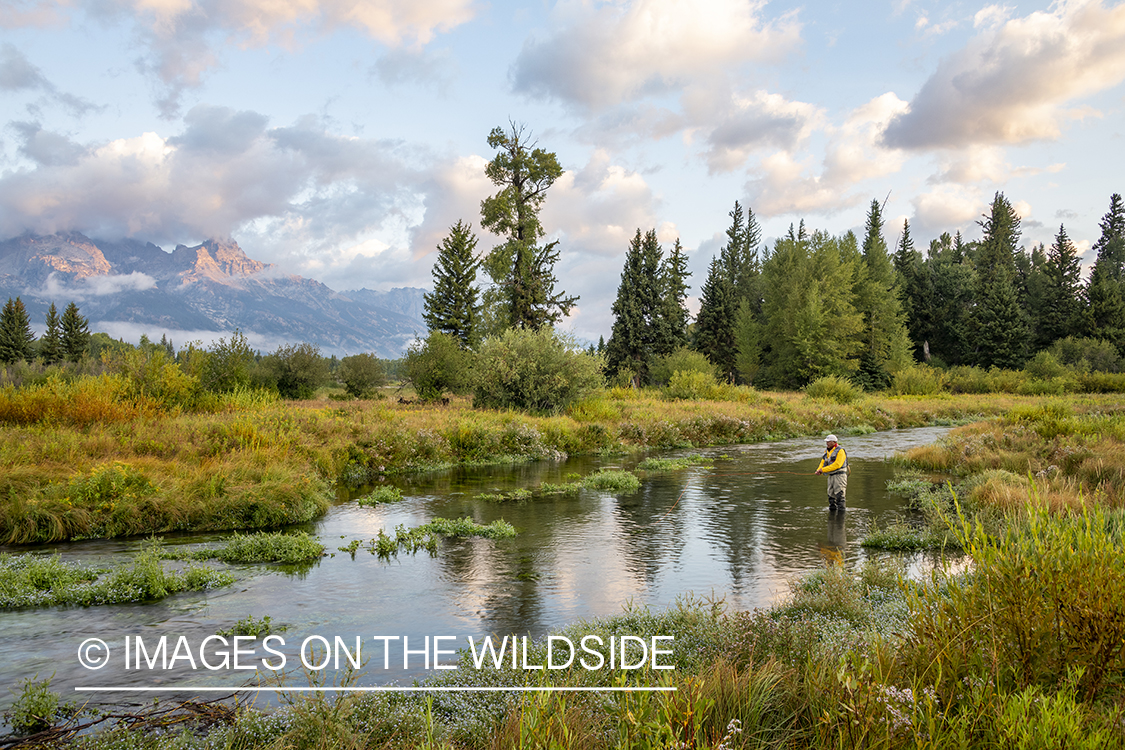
[604,192,1125,390]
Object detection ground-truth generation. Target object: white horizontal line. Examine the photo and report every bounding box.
[76,686,676,693]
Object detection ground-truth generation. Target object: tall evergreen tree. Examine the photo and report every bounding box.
[1038,226,1083,347]
[423,220,482,349]
[855,200,910,388]
[1086,194,1125,352]
[0,297,36,364]
[605,229,665,385]
[720,201,763,308]
[693,256,737,380]
[479,123,576,330]
[970,192,1029,368]
[926,233,975,366]
[893,218,928,360]
[658,238,691,351]
[40,302,63,364]
[60,302,90,363]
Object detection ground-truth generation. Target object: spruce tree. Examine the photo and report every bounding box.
[1086,194,1125,352]
[926,232,975,366]
[1038,226,1083,347]
[605,229,665,385]
[693,256,737,380]
[720,201,763,307]
[970,192,1029,368]
[423,220,482,349]
[893,219,928,360]
[60,302,91,363]
[658,238,691,352]
[856,200,910,388]
[40,302,63,364]
[0,297,36,364]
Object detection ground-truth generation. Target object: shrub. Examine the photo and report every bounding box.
[665,370,717,400]
[1049,336,1122,373]
[404,332,473,401]
[337,353,387,398]
[804,375,862,404]
[473,328,603,414]
[202,330,256,393]
[650,347,716,386]
[891,366,946,395]
[1022,350,1068,380]
[260,343,330,399]
[5,676,62,734]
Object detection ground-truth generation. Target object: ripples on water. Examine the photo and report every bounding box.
[0,427,951,702]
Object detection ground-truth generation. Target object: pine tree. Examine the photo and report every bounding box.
[60,302,90,363]
[693,256,737,380]
[855,200,910,388]
[0,297,36,364]
[40,302,63,364]
[926,233,975,366]
[720,201,763,307]
[1038,226,1083,347]
[970,192,1029,368]
[605,229,665,385]
[423,220,482,349]
[480,123,576,330]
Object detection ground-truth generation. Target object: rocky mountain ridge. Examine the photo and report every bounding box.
[0,232,426,358]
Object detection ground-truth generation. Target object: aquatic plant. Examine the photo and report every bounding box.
[217,614,279,639]
[355,485,404,506]
[4,676,66,735]
[169,531,326,564]
[636,454,713,471]
[579,469,640,493]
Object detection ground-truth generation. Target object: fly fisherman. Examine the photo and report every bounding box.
[815,434,849,512]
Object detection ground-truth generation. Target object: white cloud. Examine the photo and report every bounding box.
[38,270,157,300]
[973,3,1013,29]
[883,0,1125,150]
[704,91,822,173]
[0,105,424,262]
[511,0,801,110]
[910,185,983,237]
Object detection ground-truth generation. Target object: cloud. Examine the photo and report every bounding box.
[0,43,100,116]
[39,270,157,300]
[511,0,801,111]
[928,144,1067,185]
[10,121,89,166]
[909,185,984,238]
[883,0,1125,150]
[704,91,822,173]
[372,47,456,89]
[0,105,425,264]
[40,0,476,114]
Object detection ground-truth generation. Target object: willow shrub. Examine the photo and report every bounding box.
[803,375,862,404]
[473,328,604,414]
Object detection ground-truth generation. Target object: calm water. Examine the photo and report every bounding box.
[0,427,949,707]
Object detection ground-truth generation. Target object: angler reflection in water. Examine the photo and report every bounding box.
[818,510,847,565]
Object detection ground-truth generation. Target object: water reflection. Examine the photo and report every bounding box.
[0,427,951,700]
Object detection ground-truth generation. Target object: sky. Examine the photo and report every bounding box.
[2,0,1124,344]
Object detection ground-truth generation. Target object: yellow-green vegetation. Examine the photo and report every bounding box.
[367,517,518,559]
[216,614,280,639]
[636,454,713,471]
[355,486,404,506]
[0,540,234,609]
[165,531,326,564]
[4,369,1051,543]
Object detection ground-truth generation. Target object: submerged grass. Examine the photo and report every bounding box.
[0,540,234,609]
[165,531,326,564]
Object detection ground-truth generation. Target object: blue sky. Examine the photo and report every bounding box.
[2,0,1124,343]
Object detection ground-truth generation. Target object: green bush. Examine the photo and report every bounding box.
[891,365,946,395]
[1049,336,1122,373]
[580,469,641,493]
[404,332,473,401]
[665,370,717,400]
[260,343,330,399]
[337,353,387,398]
[5,676,62,734]
[650,347,716,386]
[1022,350,1067,380]
[356,486,404,506]
[804,375,862,403]
[473,328,603,414]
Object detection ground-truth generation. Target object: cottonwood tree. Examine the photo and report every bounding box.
[423,220,482,348]
[480,122,576,330]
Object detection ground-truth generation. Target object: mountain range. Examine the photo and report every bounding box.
[0,232,427,358]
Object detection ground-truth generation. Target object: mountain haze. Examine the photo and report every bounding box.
[0,233,426,357]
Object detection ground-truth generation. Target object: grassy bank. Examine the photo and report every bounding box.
[2,372,1078,543]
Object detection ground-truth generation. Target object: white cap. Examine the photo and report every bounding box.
[825,434,838,443]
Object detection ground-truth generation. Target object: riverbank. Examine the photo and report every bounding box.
[3,382,1112,544]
